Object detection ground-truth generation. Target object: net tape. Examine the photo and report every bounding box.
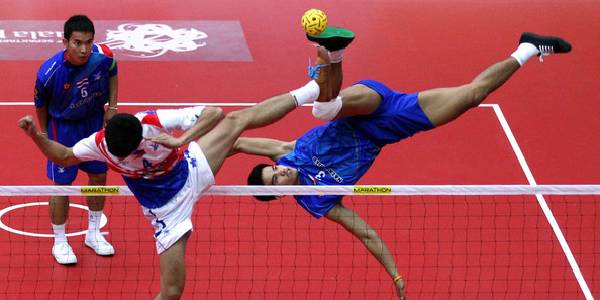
[0,185,599,196]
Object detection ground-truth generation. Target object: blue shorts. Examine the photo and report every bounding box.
[345,80,434,147]
[294,195,342,219]
[47,113,107,184]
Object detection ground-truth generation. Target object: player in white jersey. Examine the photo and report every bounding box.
[18,44,339,300]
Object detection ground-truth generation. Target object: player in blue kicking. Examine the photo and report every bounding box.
[34,15,118,264]
[233,31,572,299]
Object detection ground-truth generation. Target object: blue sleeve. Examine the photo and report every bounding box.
[33,76,50,108]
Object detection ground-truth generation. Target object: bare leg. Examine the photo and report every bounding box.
[49,185,77,264]
[330,62,343,100]
[198,93,297,174]
[314,47,382,119]
[418,57,521,127]
[198,46,340,174]
[154,231,190,300]
[315,47,333,102]
[335,84,383,118]
[49,195,68,225]
[86,172,107,211]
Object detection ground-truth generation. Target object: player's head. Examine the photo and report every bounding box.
[105,114,143,157]
[247,164,299,201]
[63,15,95,66]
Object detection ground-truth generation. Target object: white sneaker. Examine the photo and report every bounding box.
[52,242,77,265]
[84,232,115,256]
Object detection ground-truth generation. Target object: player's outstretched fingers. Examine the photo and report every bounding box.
[394,275,407,300]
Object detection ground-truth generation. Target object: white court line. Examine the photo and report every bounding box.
[488,103,593,300]
[0,202,108,238]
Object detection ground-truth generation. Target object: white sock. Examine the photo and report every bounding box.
[52,223,67,244]
[510,43,539,66]
[290,80,319,106]
[328,49,345,64]
[88,210,102,234]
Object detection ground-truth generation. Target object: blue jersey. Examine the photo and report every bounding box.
[278,80,435,218]
[278,119,382,218]
[34,43,118,121]
[279,120,382,187]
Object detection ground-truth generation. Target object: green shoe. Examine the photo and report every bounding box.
[307,26,355,51]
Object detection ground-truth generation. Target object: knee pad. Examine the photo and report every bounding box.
[312,96,342,121]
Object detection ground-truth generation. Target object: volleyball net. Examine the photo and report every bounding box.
[0,185,598,299]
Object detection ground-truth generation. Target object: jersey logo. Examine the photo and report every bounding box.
[63,83,70,90]
[311,156,344,183]
[93,71,102,81]
[76,78,89,89]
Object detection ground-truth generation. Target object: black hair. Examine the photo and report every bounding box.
[64,15,95,40]
[105,114,143,157]
[247,163,277,201]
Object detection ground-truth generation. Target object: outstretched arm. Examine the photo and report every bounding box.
[326,204,407,299]
[148,107,224,148]
[18,115,81,167]
[230,137,295,161]
[104,74,119,124]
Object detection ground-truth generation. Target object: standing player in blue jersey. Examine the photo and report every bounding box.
[234,30,572,299]
[34,15,119,265]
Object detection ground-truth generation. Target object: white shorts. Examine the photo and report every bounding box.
[142,142,215,254]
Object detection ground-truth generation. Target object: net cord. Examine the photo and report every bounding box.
[0,184,599,196]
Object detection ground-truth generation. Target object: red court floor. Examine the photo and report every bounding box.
[0,0,598,299]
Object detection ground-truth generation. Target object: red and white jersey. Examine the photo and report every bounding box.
[73,106,205,179]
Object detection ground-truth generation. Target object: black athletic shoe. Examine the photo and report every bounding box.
[307,26,355,51]
[519,32,572,57]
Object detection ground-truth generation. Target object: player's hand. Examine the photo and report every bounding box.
[17,115,39,138]
[395,277,407,300]
[146,133,183,149]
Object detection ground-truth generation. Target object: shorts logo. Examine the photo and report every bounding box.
[93,71,102,81]
[353,186,392,194]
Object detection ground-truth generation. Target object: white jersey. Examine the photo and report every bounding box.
[73,106,204,178]
[72,106,206,208]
